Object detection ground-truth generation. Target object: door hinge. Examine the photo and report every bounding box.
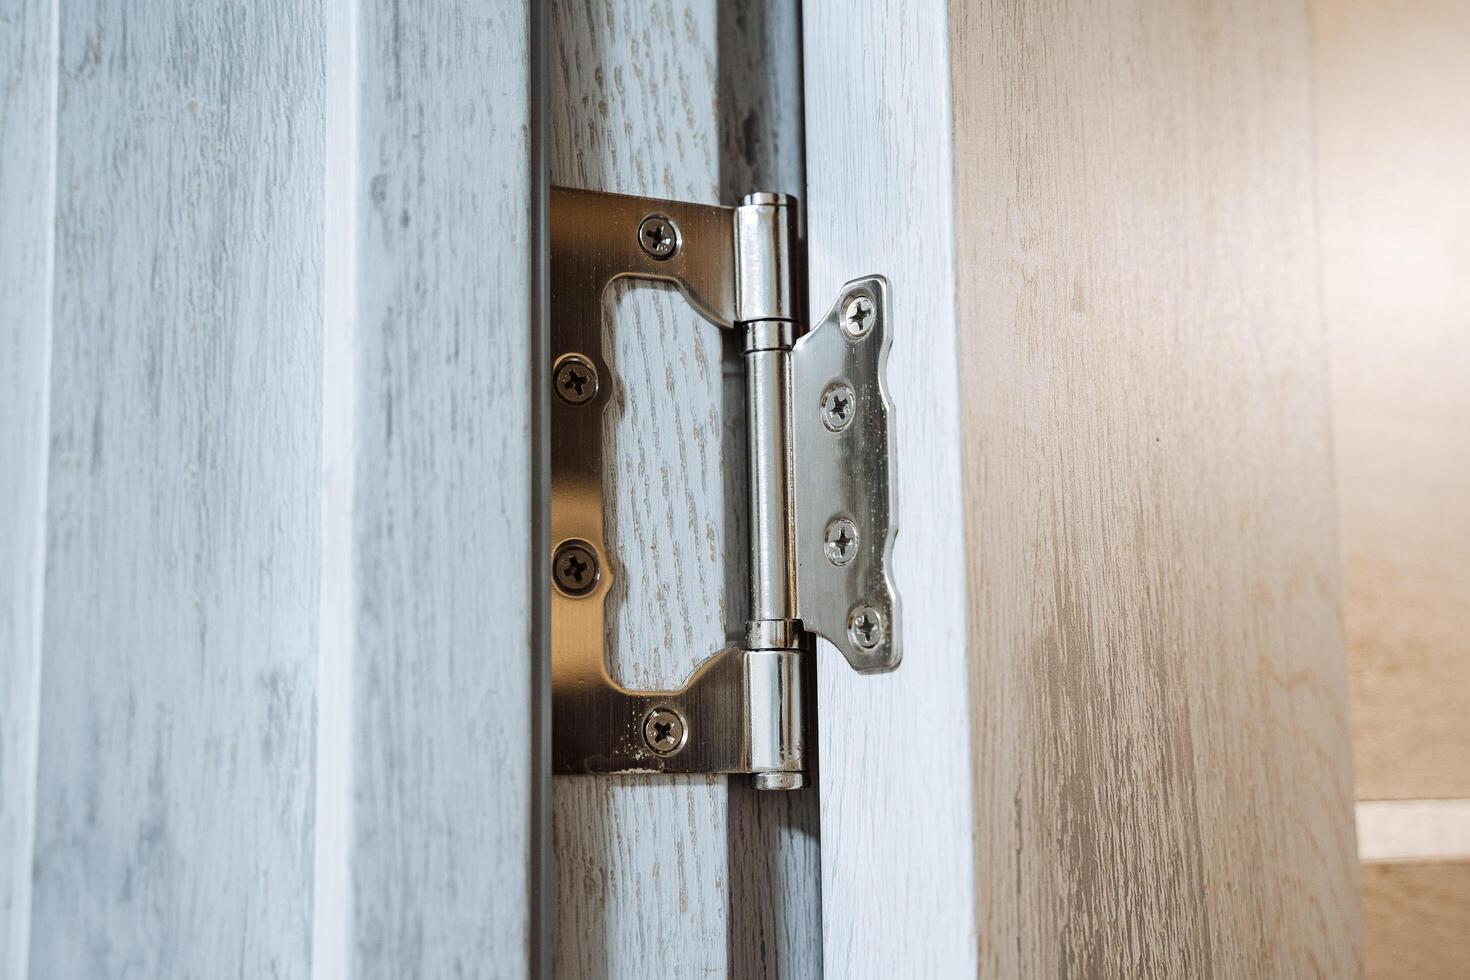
[549,186,898,790]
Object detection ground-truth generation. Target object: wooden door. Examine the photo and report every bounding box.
[806,0,1363,973]
[946,0,1362,971]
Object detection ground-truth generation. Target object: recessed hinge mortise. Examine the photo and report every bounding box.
[549,186,899,790]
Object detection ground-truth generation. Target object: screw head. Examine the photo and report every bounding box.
[820,382,856,432]
[847,603,885,651]
[642,706,687,756]
[637,214,680,260]
[554,354,598,406]
[553,540,600,597]
[824,517,859,566]
[841,292,876,339]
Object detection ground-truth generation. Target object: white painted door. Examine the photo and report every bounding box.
[3,1,542,977]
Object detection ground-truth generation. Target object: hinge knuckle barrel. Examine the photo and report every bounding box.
[738,192,801,658]
[735,193,798,323]
[746,650,803,789]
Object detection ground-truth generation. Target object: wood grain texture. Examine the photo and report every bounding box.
[802,2,980,975]
[1360,861,1470,979]
[316,1,536,976]
[0,0,56,975]
[951,0,1362,975]
[550,2,818,976]
[25,2,322,976]
[1311,0,1470,802]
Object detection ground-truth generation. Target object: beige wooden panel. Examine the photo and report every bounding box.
[550,2,818,976]
[1361,861,1470,979]
[950,0,1362,975]
[1312,0,1470,802]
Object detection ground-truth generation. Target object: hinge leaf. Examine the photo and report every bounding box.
[791,276,901,672]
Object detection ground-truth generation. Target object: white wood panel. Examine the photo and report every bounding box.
[0,0,56,975]
[802,2,980,976]
[550,2,818,976]
[25,2,323,976]
[316,0,537,975]
[952,0,1361,975]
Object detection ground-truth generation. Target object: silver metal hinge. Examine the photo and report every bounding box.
[549,186,898,790]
